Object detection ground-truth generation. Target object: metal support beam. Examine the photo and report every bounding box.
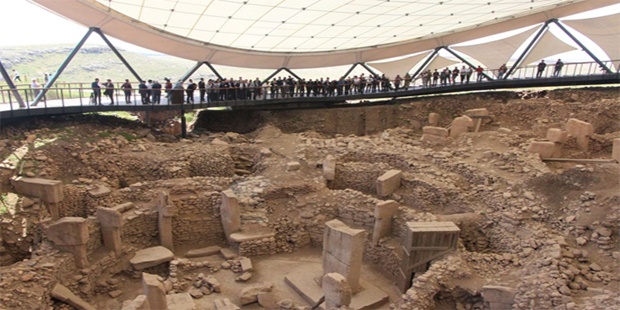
[32,27,96,106]
[442,46,493,81]
[93,28,143,82]
[0,60,25,108]
[551,19,612,74]
[176,61,203,88]
[505,21,550,79]
[262,67,285,84]
[181,109,187,138]
[203,62,224,80]
[342,63,360,78]
[281,67,303,81]
[411,49,440,80]
[359,63,380,78]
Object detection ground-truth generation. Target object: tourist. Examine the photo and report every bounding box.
[198,78,206,103]
[29,78,44,107]
[536,60,547,78]
[121,79,132,104]
[185,79,196,103]
[91,78,102,105]
[476,66,484,82]
[104,79,114,105]
[138,80,148,104]
[497,64,508,80]
[12,69,21,82]
[152,80,162,104]
[164,78,173,102]
[553,59,564,77]
[451,67,459,85]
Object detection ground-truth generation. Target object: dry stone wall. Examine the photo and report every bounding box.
[331,162,390,194]
[171,192,226,246]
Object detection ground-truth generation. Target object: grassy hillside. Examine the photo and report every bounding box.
[0,45,213,85]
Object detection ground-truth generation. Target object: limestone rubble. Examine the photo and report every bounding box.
[0,88,617,310]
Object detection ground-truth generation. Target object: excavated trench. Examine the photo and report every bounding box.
[0,87,617,310]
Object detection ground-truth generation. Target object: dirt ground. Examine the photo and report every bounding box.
[0,86,618,310]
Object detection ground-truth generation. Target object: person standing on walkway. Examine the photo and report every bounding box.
[198,78,206,103]
[138,80,148,104]
[104,79,115,105]
[185,79,196,103]
[91,78,102,105]
[29,78,44,107]
[121,79,132,104]
[151,80,162,104]
[536,60,547,78]
[476,66,484,82]
[553,59,564,77]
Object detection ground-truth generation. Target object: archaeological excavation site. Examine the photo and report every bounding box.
[0,87,618,310]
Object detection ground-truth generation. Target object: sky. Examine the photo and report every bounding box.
[1,0,618,70]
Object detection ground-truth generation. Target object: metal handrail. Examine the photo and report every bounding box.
[0,60,617,110]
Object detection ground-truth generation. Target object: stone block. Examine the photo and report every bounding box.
[221,190,241,241]
[51,283,96,310]
[10,177,63,203]
[286,161,301,171]
[323,273,352,309]
[546,128,568,143]
[373,200,399,244]
[130,246,174,270]
[239,257,253,272]
[239,282,273,305]
[464,108,490,117]
[88,185,111,198]
[186,246,221,258]
[612,138,620,162]
[214,298,240,310]
[376,169,402,197]
[428,113,440,126]
[121,295,149,310]
[323,155,336,181]
[422,126,449,137]
[47,217,89,246]
[96,207,123,228]
[166,293,195,310]
[220,248,237,259]
[565,118,594,137]
[527,141,555,159]
[143,273,167,310]
[323,220,365,292]
[450,115,474,138]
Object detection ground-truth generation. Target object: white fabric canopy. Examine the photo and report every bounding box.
[367,52,431,79]
[563,14,620,70]
[424,55,461,72]
[521,30,578,66]
[452,27,538,71]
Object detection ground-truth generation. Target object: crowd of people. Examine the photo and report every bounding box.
[85,59,571,105]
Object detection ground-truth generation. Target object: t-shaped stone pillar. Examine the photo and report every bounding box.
[46,217,89,268]
[11,177,64,220]
[142,272,167,310]
[322,273,352,309]
[565,118,594,152]
[323,219,365,292]
[372,200,399,245]
[96,206,124,257]
[449,115,474,138]
[220,190,241,242]
[157,192,176,251]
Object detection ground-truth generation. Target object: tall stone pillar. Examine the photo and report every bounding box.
[565,118,593,151]
[372,200,399,245]
[322,273,352,309]
[46,217,89,268]
[96,207,123,257]
[220,190,240,242]
[142,272,167,310]
[323,219,365,292]
[157,192,176,251]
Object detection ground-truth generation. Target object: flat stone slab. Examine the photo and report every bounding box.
[284,264,388,310]
[186,246,221,258]
[10,177,64,203]
[229,231,275,242]
[220,248,237,259]
[166,293,196,310]
[88,185,111,198]
[130,246,174,270]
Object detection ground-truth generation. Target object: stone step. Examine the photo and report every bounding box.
[185,246,221,258]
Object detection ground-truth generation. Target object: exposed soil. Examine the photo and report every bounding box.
[0,87,618,310]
